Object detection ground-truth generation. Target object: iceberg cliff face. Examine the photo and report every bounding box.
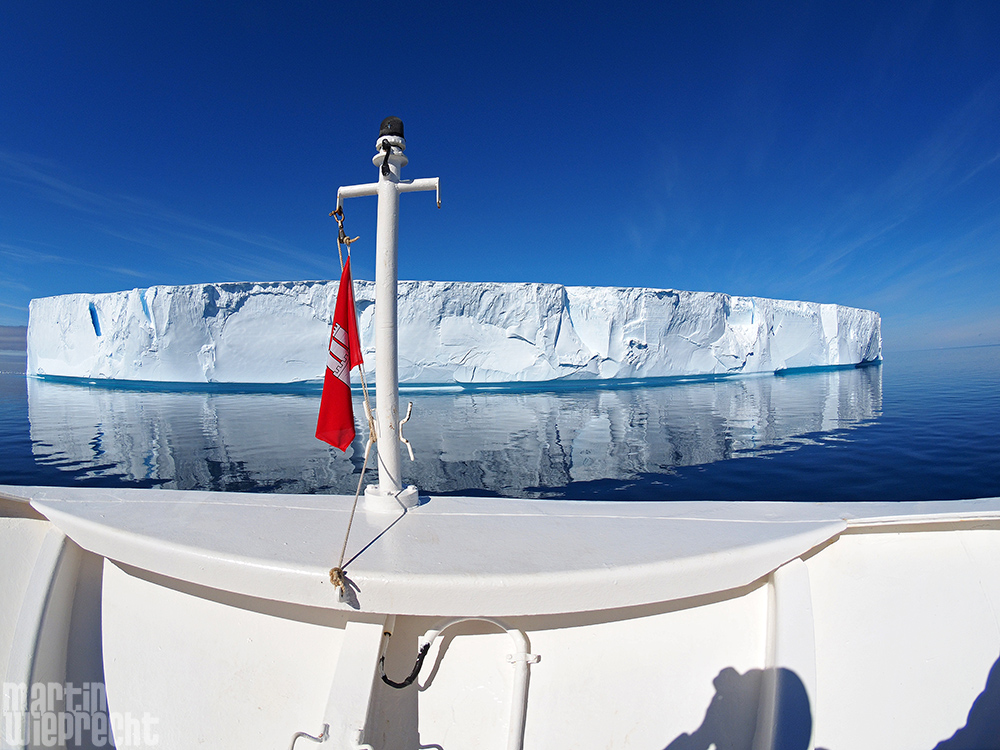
[27,280,881,385]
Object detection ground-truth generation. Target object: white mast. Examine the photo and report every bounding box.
[336,117,440,511]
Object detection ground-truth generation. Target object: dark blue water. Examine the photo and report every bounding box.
[1,339,997,502]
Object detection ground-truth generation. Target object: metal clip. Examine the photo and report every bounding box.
[507,653,541,664]
[329,207,359,248]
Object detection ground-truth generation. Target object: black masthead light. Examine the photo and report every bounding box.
[379,117,404,138]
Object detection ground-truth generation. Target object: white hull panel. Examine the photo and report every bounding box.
[3,486,999,749]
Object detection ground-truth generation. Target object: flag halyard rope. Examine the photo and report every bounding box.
[327,206,379,597]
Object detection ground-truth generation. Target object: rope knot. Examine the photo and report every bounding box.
[329,566,346,593]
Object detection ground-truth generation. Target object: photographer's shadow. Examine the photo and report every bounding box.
[933,653,1000,750]
[663,666,811,750]
[664,653,1000,750]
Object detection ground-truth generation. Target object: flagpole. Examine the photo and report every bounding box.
[336,117,440,511]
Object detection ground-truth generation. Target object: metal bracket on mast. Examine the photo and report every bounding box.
[335,117,439,512]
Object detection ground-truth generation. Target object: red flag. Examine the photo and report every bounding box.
[316,257,364,451]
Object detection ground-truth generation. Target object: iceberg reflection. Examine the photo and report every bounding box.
[27,366,881,498]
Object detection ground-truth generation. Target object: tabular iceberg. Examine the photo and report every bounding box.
[27,280,881,386]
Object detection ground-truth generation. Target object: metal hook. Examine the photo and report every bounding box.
[399,401,415,461]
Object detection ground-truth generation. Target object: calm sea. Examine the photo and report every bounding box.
[1,335,997,502]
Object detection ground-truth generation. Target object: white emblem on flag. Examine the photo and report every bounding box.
[327,323,350,386]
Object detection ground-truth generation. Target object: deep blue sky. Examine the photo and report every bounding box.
[2,1,998,350]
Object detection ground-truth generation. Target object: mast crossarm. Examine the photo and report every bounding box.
[397,177,441,208]
[337,177,440,211]
[336,182,378,211]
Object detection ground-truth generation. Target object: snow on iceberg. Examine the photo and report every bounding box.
[26,280,881,386]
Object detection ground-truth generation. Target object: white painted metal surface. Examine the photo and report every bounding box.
[335,130,439,505]
[4,487,1000,749]
[7,485,851,617]
[0,517,50,688]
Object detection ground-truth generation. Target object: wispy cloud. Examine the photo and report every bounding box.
[956,150,1000,188]
[0,151,329,281]
[791,74,1000,285]
[0,239,153,281]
